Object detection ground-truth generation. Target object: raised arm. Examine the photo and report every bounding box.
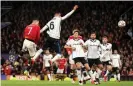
[61,5,78,20]
[40,25,48,33]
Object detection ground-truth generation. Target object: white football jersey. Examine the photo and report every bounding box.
[66,39,85,59]
[84,39,100,59]
[111,54,120,68]
[46,17,62,39]
[100,43,112,62]
[43,54,53,67]
[41,10,75,39]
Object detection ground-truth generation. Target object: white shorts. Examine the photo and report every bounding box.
[69,54,75,64]
[56,68,64,74]
[22,39,37,57]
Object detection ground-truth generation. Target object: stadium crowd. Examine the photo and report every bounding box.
[1,1,133,77]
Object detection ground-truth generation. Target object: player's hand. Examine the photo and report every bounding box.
[73,5,78,10]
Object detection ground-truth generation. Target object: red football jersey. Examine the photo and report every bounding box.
[24,24,40,44]
[57,58,67,69]
[4,66,11,75]
[66,35,83,55]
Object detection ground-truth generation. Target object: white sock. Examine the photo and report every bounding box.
[81,73,84,82]
[117,73,120,81]
[96,71,99,79]
[51,54,61,62]
[97,69,102,78]
[32,49,43,60]
[47,74,51,81]
[92,72,96,81]
[114,74,117,80]
[51,73,53,80]
[89,70,95,81]
[105,70,109,76]
[77,69,82,81]
[83,71,90,80]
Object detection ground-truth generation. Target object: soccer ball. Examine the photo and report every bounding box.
[118,20,126,27]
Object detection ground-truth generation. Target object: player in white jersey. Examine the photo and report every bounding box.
[84,32,103,84]
[33,5,78,64]
[64,30,90,85]
[111,50,121,82]
[99,36,112,81]
[43,49,53,81]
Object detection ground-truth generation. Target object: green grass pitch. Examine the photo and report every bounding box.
[1,81,133,86]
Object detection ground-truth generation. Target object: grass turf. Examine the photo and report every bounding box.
[1,80,133,86]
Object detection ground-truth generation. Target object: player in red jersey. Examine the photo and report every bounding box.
[56,55,67,74]
[55,55,67,80]
[21,18,40,62]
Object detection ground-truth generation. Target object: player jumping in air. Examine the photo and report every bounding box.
[99,36,112,81]
[32,5,79,63]
[21,18,40,63]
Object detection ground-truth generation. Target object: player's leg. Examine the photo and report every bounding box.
[46,67,52,81]
[96,58,103,84]
[112,67,117,80]
[56,68,64,81]
[50,70,54,81]
[19,39,28,57]
[51,40,61,62]
[80,58,91,82]
[89,66,96,84]
[104,62,112,81]
[27,41,37,57]
[69,55,76,83]
[26,40,39,65]
[91,65,100,84]
[32,49,43,61]
[74,58,83,85]
[32,37,52,61]
[87,59,94,81]
[116,68,120,81]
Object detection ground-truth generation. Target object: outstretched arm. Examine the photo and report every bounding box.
[61,5,78,20]
[40,25,48,33]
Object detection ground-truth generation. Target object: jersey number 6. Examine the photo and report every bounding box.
[50,22,54,30]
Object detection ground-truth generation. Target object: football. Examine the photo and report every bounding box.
[118,20,126,27]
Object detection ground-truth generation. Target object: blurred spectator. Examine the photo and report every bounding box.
[121,67,128,76]
[128,68,133,76]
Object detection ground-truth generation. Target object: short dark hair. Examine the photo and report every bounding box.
[102,35,108,39]
[73,29,80,34]
[32,16,40,21]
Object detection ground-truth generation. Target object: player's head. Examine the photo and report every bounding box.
[73,29,79,38]
[45,48,50,54]
[102,35,108,44]
[54,12,61,17]
[32,18,39,25]
[90,32,96,40]
[114,50,118,54]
